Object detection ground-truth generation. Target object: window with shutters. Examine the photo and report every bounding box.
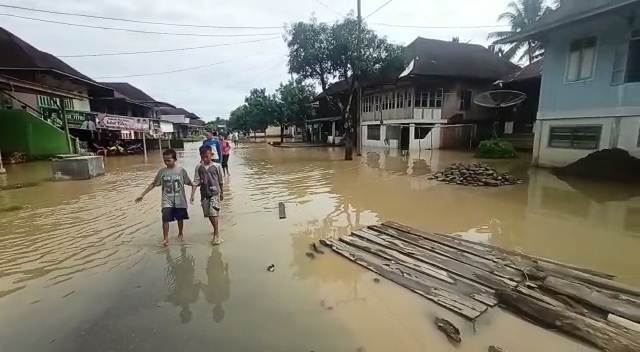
[566,36,597,82]
[548,125,602,150]
[625,29,640,83]
[367,125,380,140]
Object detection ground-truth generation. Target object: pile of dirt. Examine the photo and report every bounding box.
[428,162,522,187]
[555,148,640,183]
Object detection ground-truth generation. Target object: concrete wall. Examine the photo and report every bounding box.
[361,123,442,150]
[532,116,640,167]
[0,109,72,157]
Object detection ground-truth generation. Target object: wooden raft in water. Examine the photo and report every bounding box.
[320,221,640,351]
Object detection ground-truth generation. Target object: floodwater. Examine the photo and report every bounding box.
[0,142,639,352]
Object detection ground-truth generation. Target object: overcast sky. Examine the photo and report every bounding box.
[0,0,533,120]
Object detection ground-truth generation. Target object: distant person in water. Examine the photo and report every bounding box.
[135,149,193,247]
[202,131,222,163]
[219,134,231,176]
[230,131,239,147]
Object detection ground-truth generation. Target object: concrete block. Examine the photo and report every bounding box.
[52,156,105,180]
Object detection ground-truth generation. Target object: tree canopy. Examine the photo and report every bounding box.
[285,15,405,122]
[488,0,555,64]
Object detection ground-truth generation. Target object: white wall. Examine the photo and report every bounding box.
[533,116,640,167]
[361,123,442,150]
[410,125,441,150]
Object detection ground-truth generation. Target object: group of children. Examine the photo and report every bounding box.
[135,144,225,247]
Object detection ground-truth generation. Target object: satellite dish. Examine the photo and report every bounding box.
[473,90,527,108]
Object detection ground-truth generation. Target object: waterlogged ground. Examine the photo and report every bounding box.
[1,142,639,352]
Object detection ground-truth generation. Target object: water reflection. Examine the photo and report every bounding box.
[164,245,199,324]
[200,247,230,323]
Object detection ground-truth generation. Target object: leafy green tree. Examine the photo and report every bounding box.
[274,77,316,142]
[285,15,405,159]
[488,0,552,64]
[228,105,250,132]
[243,88,278,137]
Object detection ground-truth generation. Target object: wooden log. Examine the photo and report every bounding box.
[342,233,498,306]
[383,221,615,279]
[367,225,523,283]
[534,263,640,298]
[321,238,487,320]
[543,276,640,323]
[278,202,286,219]
[496,290,640,352]
[608,314,640,332]
[352,229,515,293]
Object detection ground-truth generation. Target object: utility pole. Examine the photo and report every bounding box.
[356,0,363,156]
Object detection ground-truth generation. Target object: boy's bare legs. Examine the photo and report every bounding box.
[161,222,170,247]
[209,216,220,244]
[177,220,185,241]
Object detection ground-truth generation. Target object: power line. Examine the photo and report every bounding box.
[94,50,270,79]
[59,37,281,58]
[0,13,282,37]
[363,0,394,20]
[0,3,283,29]
[369,22,509,29]
[314,0,343,16]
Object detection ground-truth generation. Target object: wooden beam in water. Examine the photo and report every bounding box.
[278,202,286,219]
[352,229,515,293]
[343,233,498,306]
[543,276,640,323]
[497,290,640,352]
[368,225,523,283]
[321,238,488,320]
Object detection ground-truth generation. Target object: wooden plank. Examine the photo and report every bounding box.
[321,238,487,320]
[342,233,498,306]
[368,225,523,283]
[543,276,640,323]
[278,202,286,219]
[352,229,515,294]
[534,263,640,298]
[497,290,640,352]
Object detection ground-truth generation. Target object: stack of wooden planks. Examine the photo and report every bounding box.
[320,221,640,351]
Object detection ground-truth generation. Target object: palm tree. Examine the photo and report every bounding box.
[488,0,552,64]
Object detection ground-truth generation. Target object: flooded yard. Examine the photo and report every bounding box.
[0,142,639,352]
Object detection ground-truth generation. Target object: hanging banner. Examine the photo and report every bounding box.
[159,121,174,133]
[97,114,150,132]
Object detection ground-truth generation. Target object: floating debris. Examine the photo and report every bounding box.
[305,252,316,259]
[435,317,461,344]
[311,242,325,255]
[372,278,381,283]
[488,346,506,352]
[428,162,521,187]
[267,264,275,272]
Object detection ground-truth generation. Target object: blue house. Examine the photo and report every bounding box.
[497,0,640,167]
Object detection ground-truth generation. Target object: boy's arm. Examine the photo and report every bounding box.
[190,166,200,203]
[217,165,224,200]
[136,170,162,203]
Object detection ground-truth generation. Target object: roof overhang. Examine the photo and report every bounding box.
[0,74,87,99]
[494,0,639,44]
[0,67,113,92]
[90,96,153,108]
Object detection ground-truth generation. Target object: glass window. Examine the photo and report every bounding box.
[460,90,473,110]
[435,89,444,108]
[420,91,429,108]
[549,125,602,149]
[566,36,597,82]
[390,92,396,110]
[625,29,640,83]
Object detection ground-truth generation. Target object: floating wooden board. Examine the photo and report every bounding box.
[368,225,523,283]
[278,202,286,219]
[353,229,515,294]
[343,232,497,306]
[322,238,488,320]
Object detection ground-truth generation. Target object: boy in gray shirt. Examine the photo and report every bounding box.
[190,145,224,245]
[136,149,193,246]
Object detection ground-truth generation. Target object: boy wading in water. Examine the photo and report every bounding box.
[136,149,193,247]
[190,145,224,245]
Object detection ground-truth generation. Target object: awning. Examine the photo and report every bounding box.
[306,116,342,124]
[0,74,87,99]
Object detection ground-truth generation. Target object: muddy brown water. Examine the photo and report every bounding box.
[0,142,638,352]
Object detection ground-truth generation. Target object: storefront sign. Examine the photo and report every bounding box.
[159,121,174,133]
[41,108,93,129]
[97,114,150,132]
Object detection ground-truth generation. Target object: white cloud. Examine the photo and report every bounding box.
[0,0,521,120]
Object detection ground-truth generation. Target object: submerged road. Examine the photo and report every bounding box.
[1,142,636,351]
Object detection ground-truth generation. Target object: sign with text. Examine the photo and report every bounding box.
[97,114,150,132]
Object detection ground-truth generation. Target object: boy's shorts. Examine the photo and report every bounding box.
[161,207,189,223]
[201,195,220,217]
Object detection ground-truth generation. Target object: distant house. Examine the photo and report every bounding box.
[0,27,112,129]
[351,37,518,151]
[90,82,156,139]
[496,0,640,167]
[157,107,204,139]
[495,59,543,150]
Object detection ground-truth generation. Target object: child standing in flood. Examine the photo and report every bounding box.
[135,149,193,247]
[190,145,224,245]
